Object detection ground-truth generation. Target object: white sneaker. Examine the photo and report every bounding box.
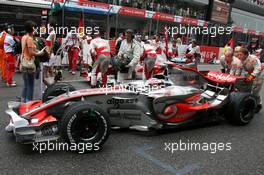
[5,122,14,133]
[71,71,76,75]
[6,82,16,87]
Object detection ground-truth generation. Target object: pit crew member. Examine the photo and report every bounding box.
[64,30,80,75]
[4,24,16,86]
[236,48,263,108]
[90,31,111,88]
[142,40,157,80]
[220,47,243,76]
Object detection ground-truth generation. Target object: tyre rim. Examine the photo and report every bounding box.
[71,109,103,142]
[239,99,255,123]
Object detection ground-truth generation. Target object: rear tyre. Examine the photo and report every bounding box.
[42,82,76,102]
[226,92,256,126]
[59,102,110,152]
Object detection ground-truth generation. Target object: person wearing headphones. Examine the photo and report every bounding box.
[0,24,7,82]
[90,30,111,88]
[117,29,141,82]
[3,24,16,86]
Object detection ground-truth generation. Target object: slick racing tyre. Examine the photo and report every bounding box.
[226,92,256,126]
[59,102,110,152]
[42,82,76,102]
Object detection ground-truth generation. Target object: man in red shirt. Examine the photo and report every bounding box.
[0,26,7,82]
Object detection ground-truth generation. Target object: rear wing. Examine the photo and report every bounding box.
[167,65,252,92]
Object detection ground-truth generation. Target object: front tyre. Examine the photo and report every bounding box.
[59,102,110,152]
[227,92,257,126]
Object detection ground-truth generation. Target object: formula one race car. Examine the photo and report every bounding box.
[5,65,261,151]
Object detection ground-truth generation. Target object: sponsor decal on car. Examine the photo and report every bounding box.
[207,72,236,82]
[107,98,138,108]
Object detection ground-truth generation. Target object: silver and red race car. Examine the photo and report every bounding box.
[5,65,261,151]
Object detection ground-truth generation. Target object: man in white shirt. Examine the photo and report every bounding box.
[117,29,141,82]
[82,35,93,67]
[4,25,16,86]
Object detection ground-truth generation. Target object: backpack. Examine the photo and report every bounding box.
[53,38,61,55]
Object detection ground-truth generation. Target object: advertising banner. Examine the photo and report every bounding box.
[119,6,146,17]
[182,17,198,26]
[200,46,220,63]
[152,12,174,22]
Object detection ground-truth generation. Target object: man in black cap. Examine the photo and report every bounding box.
[117,29,141,82]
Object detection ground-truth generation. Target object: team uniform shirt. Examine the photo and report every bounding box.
[187,44,201,55]
[241,54,262,77]
[150,40,164,55]
[46,30,56,47]
[65,32,80,49]
[220,55,243,76]
[82,39,92,65]
[90,37,111,87]
[90,37,111,58]
[242,55,264,101]
[150,40,168,65]
[168,43,178,58]
[143,43,157,58]
[4,33,15,54]
[118,39,141,67]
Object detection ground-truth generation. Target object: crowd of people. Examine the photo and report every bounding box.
[0,20,264,105]
[93,0,206,20]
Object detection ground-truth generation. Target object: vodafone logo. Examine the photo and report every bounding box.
[207,72,236,82]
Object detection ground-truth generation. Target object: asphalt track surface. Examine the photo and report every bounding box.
[0,64,263,175]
